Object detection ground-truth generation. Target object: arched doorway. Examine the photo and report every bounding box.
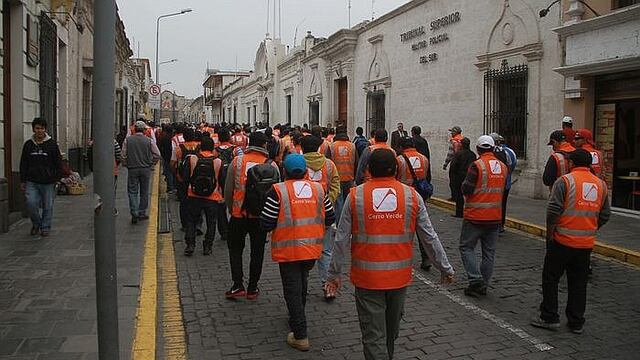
[262,98,270,125]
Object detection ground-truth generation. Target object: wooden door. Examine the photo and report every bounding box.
[337,78,348,129]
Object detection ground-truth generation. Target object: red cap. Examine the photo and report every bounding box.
[574,128,594,145]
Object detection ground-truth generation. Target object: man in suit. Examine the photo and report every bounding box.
[390,122,408,154]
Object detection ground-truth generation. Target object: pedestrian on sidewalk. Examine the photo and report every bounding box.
[19,117,63,237]
[458,135,507,298]
[260,154,335,351]
[122,120,161,224]
[531,149,610,334]
[443,126,464,199]
[543,130,576,192]
[490,133,517,232]
[224,132,280,300]
[449,137,475,218]
[574,129,604,179]
[301,135,340,301]
[326,148,454,360]
[183,137,223,257]
[396,137,432,271]
[355,129,395,185]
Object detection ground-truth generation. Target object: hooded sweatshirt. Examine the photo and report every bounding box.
[303,152,341,204]
[20,134,63,184]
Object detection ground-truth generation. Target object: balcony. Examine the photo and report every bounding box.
[205,92,223,105]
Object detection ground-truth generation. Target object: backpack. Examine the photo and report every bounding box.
[243,159,280,216]
[354,136,369,156]
[215,145,236,189]
[178,144,199,183]
[402,154,433,200]
[190,155,217,197]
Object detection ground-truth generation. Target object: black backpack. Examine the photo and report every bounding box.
[215,145,236,189]
[190,155,217,197]
[178,144,199,183]
[243,159,280,216]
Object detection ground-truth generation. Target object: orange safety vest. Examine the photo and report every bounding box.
[175,141,200,182]
[230,151,273,218]
[463,152,507,221]
[554,167,607,249]
[551,142,576,178]
[271,180,326,262]
[318,140,332,159]
[231,133,248,149]
[580,144,604,179]
[451,133,463,153]
[330,140,356,182]
[363,143,394,182]
[326,134,335,143]
[349,178,418,290]
[186,151,224,202]
[304,159,335,193]
[397,148,428,186]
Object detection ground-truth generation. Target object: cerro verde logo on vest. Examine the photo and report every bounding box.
[372,188,398,213]
[338,146,348,156]
[409,156,422,169]
[582,183,599,202]
[489,160,502,175]
[293,181,312,199]
[307,168,323,182]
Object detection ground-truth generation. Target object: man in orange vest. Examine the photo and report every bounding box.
[574,129,604,179]
[458,135,507,298]
[562,116,576,147]
[183,137,224,256]
[443,126,463,200]
[260,154,335,351]
[326,148,454,360]
[311,125,332,159]
[214,128,243,243]
[543,130,576,191]
[231,126,249,150]
[301,135,341,301]
[329,130,358,218]
[224,132,280,300]
[171,128,201,231]
[396,136,433,271]
[355,129,396,185]
[531,149,610,334]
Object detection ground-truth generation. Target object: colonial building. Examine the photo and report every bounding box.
[202,68,251,124]
[554,0,640,213]
[221,0,568,199]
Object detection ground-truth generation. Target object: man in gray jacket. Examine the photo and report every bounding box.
[122,121,161,224]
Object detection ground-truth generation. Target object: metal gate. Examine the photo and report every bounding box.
[366,91,385,135]
[483,59,528,158]
[39,12,57,140]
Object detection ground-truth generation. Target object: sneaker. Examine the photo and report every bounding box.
[246,288,260,301]
[530,316,560,331]
[568,324,584,334]
[184,244,195,257]
[40,229,50,237]
[225,285,246,299]
[30,226,40,236]
[420,261,432,271]
[202,244,212,256]
[131,216,138,225]
[463,284,487,298]
[286,332,310,352]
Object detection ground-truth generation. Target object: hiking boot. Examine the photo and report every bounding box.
[463,284,487,298]
[530,316,560,331]
[246,288,260,301]
[30,226,40,236]
[225,284,246,299]
[286,332,310,352]
[184,244,195,257]
[203,243,212,256]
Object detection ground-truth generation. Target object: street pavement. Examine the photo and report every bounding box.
[0,171,146,359]
[430,177,640,252]
[169,198,640,359]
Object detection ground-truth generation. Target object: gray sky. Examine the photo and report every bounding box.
[116,0,411,98]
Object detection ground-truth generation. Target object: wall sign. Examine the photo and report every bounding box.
[399,11,462,65]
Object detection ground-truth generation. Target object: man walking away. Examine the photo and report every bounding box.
[353,126,369,157]
[449,137,476,218]
[443,126,464,200]
[543,130,576,192]
[329,130,358,221]
[411,125,430,159]
[531,149,610,334]
[20,117,63,237]
[326,149,454,360]
[214,128,242,242]
[574,129,604,179]
[260,154,335,351]
[490,133,517,232]
[171,128,201,230]
[562,116,576,147]
[355,129,395,185]
[183,137,223,256]
[459,135,507,297]
[122,120,161,224]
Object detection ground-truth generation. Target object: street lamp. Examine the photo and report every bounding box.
[159,58,178,66]
[154,8,192,120]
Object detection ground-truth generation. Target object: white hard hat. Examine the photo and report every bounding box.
[562,116,573,124]
[477,135,495,149]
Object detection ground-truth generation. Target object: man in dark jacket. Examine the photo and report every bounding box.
[20,117,63,237]
[449,137,476,218]
[411,126,430,160]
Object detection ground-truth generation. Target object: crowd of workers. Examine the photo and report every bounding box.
[110,115,610,359]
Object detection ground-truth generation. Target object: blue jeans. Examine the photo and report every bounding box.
[127,167,151,217]
[25,182,55,230]
[334,181,353,225]
[458,220,499,286]
[317,224,335,284]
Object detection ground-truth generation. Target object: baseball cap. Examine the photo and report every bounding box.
[448,126,462,134]
[547,130,566,145]
[574,128,594,144]
[135,120,147,131]
[562,116,573,124]
[476,135,495,149]
[283,154,307,177]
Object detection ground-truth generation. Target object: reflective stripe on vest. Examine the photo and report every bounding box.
[552,152,570,177]
[331,141,356,182]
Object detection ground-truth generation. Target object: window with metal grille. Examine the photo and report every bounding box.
[483,60,528,158]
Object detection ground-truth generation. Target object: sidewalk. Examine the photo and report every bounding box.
[0,171,147,359]
[429,177,640,258]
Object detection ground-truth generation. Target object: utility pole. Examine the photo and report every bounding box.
[92,0,119,359]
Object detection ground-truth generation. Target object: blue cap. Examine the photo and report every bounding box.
[283,154,307,177]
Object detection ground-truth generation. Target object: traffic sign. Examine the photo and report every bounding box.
[149,84,161,110]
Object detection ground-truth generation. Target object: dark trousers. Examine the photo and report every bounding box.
[501,188,510,227]
[185,198,218,247]
[228,217,267,290]
[279,260,316,340]
[355,287,407,360]
[177,182,189,229]
[451,181,464,217]
[540,240,591,329]
[216,202,228,240]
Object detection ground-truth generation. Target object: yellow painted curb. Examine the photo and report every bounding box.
[429,196,640,266]
[160,230,187,359]
[132,165,160,359]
